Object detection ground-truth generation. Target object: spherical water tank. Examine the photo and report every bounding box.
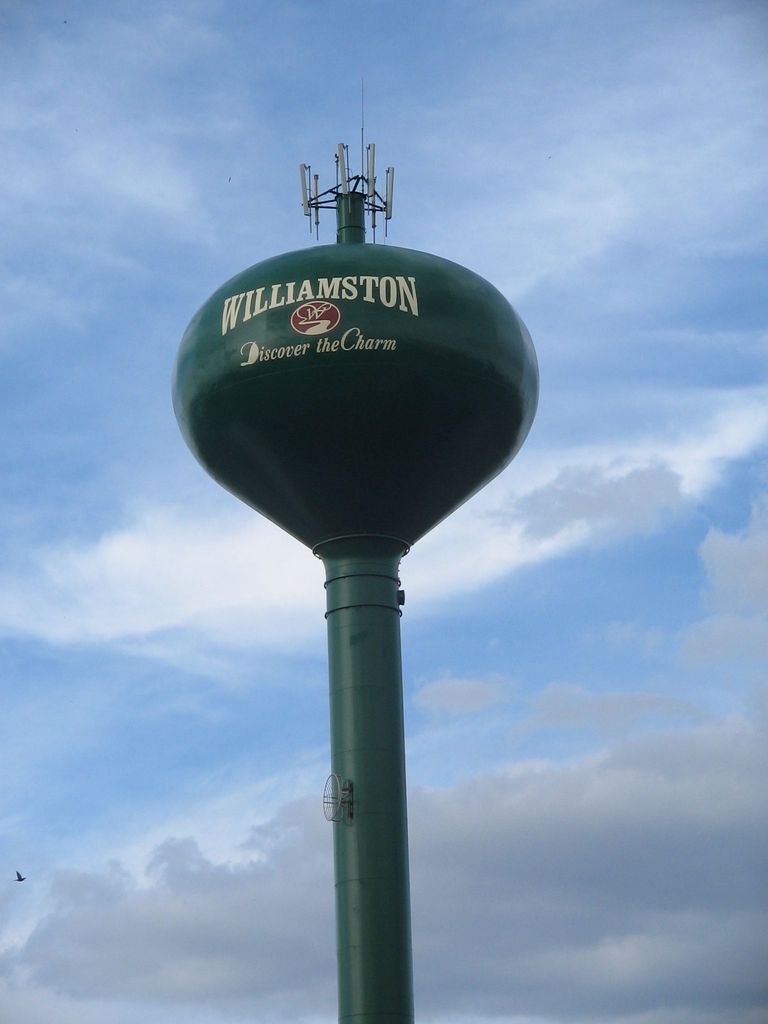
[173,241,538,549]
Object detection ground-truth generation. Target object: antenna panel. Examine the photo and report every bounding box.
[299,164,310,216]
[337,144,349,195]
[367,143,376,198]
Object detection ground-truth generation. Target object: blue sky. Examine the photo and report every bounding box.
[1,1,767,1022]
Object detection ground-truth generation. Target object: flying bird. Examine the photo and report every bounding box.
[15,871,25,882]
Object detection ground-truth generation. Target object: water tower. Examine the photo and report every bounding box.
[173,143,538,1024]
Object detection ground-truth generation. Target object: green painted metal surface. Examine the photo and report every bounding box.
[319,536,413,1024]
[336,192,366,244]
[173,242,538,550]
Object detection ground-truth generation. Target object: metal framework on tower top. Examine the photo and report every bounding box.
[300,143,394,240]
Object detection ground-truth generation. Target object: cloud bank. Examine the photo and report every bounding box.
[1,392,765,661]
[3,707,765,1023]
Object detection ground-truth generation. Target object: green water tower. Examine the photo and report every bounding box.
[173,143,538,1024]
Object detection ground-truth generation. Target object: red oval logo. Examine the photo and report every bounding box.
[290,301,342,336]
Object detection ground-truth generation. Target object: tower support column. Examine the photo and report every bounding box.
[316,535,414,1024]
[336,192,366,244]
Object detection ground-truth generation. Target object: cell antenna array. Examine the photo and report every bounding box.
[300,143,394,240]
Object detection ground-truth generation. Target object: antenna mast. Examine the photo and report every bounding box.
[299,142,394,242]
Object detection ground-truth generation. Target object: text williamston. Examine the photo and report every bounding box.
[221,275,419,335]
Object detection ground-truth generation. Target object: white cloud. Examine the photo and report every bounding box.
[0,505,324,649]
[683,613,768,668]
[510,464,683,541]
[4,709,765,1022]
[0,9,221,225]
[1,393,765,658]
[0,5,254,339]
[520,683,703,739]
[413,673,511,716]
[600,621,665,658]
[682,497,768,667]
[699,499,768,615]
[409,714,767,1019]
[408,390,768,603]
[416,3,768,300]
[7,799,335,1014]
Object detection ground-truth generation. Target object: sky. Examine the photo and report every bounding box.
[1,1,767,1022]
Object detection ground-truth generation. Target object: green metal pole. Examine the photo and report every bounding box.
[316,535,414,1024]
[336,192,366,244]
